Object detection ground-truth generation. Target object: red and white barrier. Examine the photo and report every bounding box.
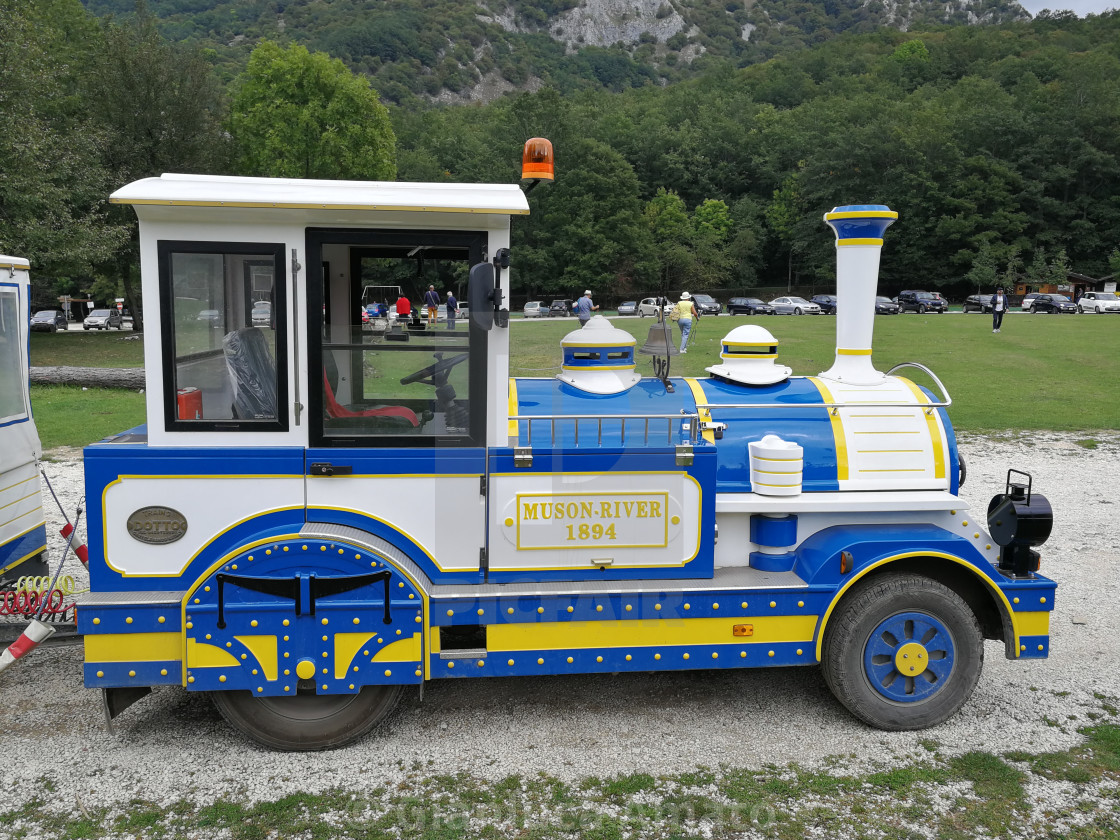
[59,522,88,567]
[0,619,57,674]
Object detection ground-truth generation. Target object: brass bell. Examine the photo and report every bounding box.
[639,323,680,356]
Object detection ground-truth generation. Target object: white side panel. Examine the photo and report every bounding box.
[0,461,45,547]
[102,475,304,576]
[307,475,484,572]
[823,378,951,492]
[489,472,702,573]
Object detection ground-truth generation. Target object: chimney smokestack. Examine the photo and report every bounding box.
[820,204,898,385]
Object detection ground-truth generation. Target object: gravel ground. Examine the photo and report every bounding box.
[2,432,1119,822]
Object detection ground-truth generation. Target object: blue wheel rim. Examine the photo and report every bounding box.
[863,611,955,703]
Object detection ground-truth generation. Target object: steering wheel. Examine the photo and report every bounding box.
[400,353,469,386]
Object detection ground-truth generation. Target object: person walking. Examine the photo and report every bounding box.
[395,292,412,325]
[446,290,458,330]
[675,292,699,354]
[575,290,598,326]
[990,287,1008,333]
[424,285,439,325]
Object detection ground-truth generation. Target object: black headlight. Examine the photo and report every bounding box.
[987,469,1052,577]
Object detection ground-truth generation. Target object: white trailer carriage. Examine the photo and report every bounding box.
[0,255,48,586]
[82,165,1056,749]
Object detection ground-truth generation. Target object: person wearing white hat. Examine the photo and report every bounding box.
[574,289,598,326]
[673,291,699,353]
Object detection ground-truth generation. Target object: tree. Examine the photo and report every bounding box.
[1109,247,1120,278]
[765,169,805,292]
[644,188,693,290]
[85,0,231,331]
[1000,246,1022,291]
[690,198,734,288]
[0,0,126,295]
[231,41,397,181]
[966,242,998,294]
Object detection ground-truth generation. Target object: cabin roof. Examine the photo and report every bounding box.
[110,173,530,216]
[0,255,30,270]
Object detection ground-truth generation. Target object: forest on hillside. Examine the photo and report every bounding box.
[3,0,1118,320]
[78,0,1031,103]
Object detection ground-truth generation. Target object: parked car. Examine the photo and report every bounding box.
[252,302,273,326]
[548,299,573,317]
[769,296,821,315]
[727,297,776,316]
[1076,292,1120,314]
[1020,293,1041,312]
[522,301,546,318]
[616,301,637,316]
[1026,293,1076,314]
[197,309,222,327]
[30,310,67,332]
[897,290,948,314]
[691,294,722,315]
[874,296,900,314]
[962,295,993,314]
[811,294,838,314]
[83,308,122,330]
[638,297,672,317]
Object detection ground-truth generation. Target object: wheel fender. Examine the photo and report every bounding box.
[792,524,1016,662]
[182,529,431,695]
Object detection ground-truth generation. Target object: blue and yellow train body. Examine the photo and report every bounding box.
[78,173,1055,745]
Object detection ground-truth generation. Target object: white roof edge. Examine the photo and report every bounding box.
[0,255,30,268]
[110,173,530,214]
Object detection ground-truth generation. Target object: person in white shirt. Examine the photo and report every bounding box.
[990,287,1008,333]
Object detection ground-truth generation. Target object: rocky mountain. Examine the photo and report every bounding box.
[81,0,1032,103]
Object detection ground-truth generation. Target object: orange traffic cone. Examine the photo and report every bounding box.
[0,618,56,674]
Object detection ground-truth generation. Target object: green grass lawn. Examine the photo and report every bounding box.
[29,329,144,367]
[26,313,1119,448]
[511,313,1120,432]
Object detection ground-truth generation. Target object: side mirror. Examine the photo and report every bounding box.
[469,262,495,331]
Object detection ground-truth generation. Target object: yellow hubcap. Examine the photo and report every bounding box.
[296,659,316,680]
[894,642,928,676]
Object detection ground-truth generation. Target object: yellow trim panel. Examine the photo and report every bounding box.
[86,633,182,663]
[488,615,818,651]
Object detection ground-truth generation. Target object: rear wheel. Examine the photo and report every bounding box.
[821,572,983,730]
[212,684,403,751]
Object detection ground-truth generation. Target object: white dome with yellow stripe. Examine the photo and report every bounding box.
[705,325,791,386]
[555,315,641,394]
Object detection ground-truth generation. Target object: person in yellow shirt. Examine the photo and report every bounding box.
[675,292,699,353]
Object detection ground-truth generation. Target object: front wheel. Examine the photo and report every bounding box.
[639,309,646,317]
[918,305,927,314]
[821,572,983,731]
[794,307,802,315]
[212,684,404,751]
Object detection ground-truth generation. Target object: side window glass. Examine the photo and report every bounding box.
[159,243,286,430]
[0,288,29,423]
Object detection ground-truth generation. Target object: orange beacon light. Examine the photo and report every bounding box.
[521,137,554,182]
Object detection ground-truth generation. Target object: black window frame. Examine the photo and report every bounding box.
[305,228,487,449]
[157,240,289,433]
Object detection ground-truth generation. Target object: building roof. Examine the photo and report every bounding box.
[110,173,530,216]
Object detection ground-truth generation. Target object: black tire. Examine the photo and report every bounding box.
[821,572,983,731]
[1077,306,1084,313]
[212,684,403,751]
[918,305,927,314]
[84,325,90,330]
[639,309,646,317]
[794,307,802,315]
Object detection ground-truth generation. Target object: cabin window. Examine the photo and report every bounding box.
[157,241,287,431]
[307,229,485,446]
[0,286,30,424]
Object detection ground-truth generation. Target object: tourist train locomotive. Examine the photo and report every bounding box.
[76,145,1055,749]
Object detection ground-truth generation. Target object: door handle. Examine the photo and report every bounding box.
[309,462,353,476]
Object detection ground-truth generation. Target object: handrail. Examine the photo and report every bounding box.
[509,413,700,446]
[885,362,952,408]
